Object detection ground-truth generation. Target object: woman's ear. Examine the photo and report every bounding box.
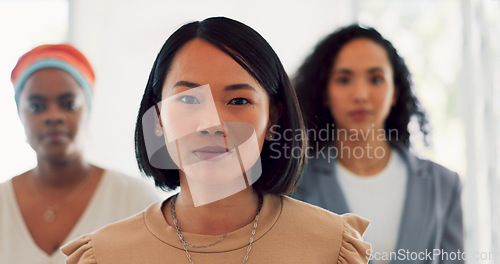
[153,101,165,137]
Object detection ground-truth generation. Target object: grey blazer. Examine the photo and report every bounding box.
[291,143,464,264]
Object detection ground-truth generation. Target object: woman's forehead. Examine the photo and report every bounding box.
[163,39,266,95]
[334,39,390,69]
[21,68,84,98]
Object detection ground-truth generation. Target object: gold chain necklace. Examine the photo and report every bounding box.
[170,193,263,264]
[31,173,92,223]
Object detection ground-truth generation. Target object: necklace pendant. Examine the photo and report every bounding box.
[43,208,56,223]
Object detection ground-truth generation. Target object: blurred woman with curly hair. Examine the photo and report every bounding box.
[292,24,464,264]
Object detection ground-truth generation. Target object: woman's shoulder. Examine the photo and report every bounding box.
[0,179,14,211]
[409,153,461,186]
[280,196,371,263]
[392,144,460,186]
[0,178,11,190]
[282,195,369,231]
[282,195,340,219]
[61,201,159,263]
[61,234,96,264]
[62,215,143,263]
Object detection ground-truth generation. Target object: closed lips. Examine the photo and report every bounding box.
[43,131,69,141]
[349,109,371,115]
[349,110,372,120]
[193,146,231,161]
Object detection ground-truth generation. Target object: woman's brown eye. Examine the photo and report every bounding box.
[63,101,76,110]
[29,102,45,113]
[371,76,383,85]
[229,98,251,105]
[337,77,350,85]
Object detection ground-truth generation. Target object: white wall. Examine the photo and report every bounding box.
[68,0,354,177]
[0,0,68,182]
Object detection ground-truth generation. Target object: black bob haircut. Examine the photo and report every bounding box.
[294,24,430,152]
[135,17,306,194]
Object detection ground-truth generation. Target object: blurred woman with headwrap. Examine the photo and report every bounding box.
[0,44,159,263]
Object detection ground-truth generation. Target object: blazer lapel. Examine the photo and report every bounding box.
[310,154,350,214]
[309,143,432,263]
[391,144,432,262]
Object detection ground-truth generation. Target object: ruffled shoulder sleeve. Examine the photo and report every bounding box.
[61,234,97,264]
[338,213,371,264]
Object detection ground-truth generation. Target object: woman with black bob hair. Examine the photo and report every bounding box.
[292,24,464,264]
[134,17,304,195]
[63,17,370,263]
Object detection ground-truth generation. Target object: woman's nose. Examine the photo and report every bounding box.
[352,80,369,103]
[199,125,225,136]
[196,101,226,136]
[44,104,64,126]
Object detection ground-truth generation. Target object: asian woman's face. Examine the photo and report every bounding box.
[327,38,396,134]
[17,68,88,162]
[159,39,275,191]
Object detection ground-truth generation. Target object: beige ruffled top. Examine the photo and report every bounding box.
[62,195,371,264]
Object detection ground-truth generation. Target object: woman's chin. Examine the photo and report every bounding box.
[183,159,244,185]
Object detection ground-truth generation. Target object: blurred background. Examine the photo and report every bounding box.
[0,0,498,262]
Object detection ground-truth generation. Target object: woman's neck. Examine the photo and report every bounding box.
[33,155,93,188]
[165,180,260,235]
[334,128,392,177]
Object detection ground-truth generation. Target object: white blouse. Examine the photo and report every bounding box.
[0,170,160,264]
[337,150,408,264]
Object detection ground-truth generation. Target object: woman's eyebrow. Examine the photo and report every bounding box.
[367,67,384,74]
[332,69,353,75]
[58,93,76,100]
[174,81,201,88]
[224,84,257,93]
[173,81,257,93]
[28,94,46,101]
[332,67,384,75]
